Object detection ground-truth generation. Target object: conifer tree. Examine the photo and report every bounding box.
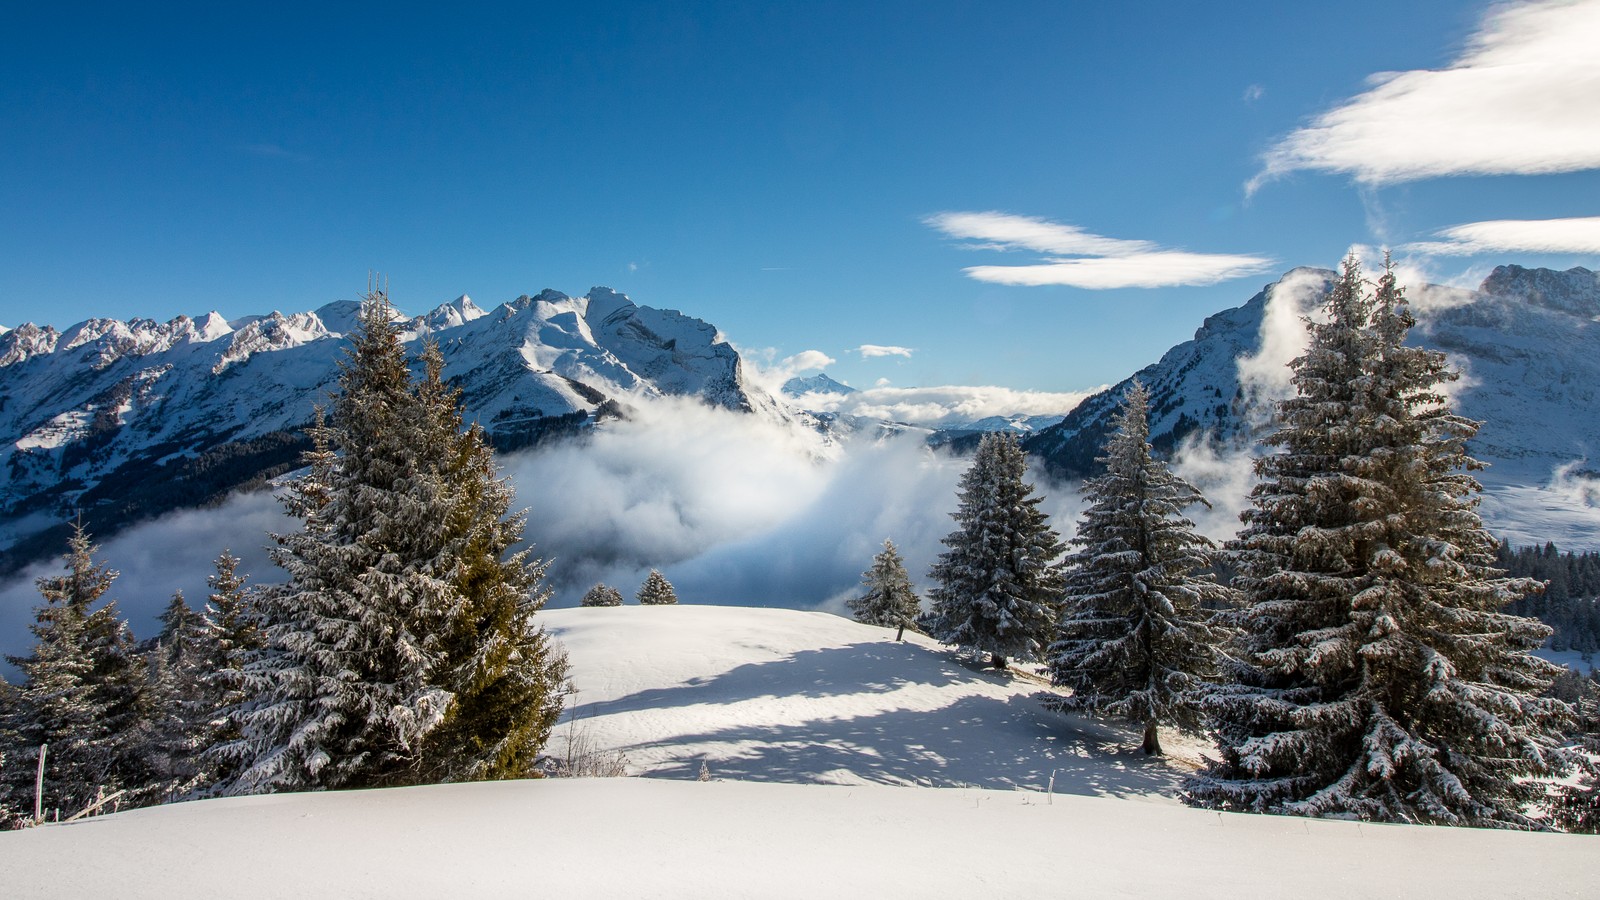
[1187,256,1577,828]
[225,293,567,793]
[410,340,568,783]
[145,591,218,798]
[924,432,1065,669]
[637,570,678,605]
[2,525,151,817]
[581,583,625,607]
[850,540,922,633]
[1049,381,1233,755]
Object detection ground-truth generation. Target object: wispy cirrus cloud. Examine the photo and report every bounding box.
[1404,216,1600,256]
[857,344,914,358]
[1251,0,1600,192]
[925,211,1273,289]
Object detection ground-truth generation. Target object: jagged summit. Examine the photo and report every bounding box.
[0,287,779,573]
[1480,265,1600,316]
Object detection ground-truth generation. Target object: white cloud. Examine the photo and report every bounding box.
[924,211,1153,257]
[857,344,914,359]
[1243,84,1265,103]
[925,211,1273,289]
[1252,0,1600,190]
[783,349,836,371]
[963,251,1276,289]
[797,384,1099,427]
[1404,216,1600,256]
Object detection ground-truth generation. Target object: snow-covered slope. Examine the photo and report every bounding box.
[544,605,1193,793]
[0,288,780,573]
[2,605,1592,899]
[1026,265,1600,547]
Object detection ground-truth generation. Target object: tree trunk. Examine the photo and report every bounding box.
[895,623,906,642]
[1142,719,1162,756]
[990,652,1008,671]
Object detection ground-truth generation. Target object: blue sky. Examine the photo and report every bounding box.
[3,0,1598,395]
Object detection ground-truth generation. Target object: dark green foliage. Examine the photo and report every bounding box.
[227,294,568,793]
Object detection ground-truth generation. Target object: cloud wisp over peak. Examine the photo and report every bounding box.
[925,211,1273,289]
[1251,0,1600,192]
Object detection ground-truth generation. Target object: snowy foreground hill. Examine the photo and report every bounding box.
[3,606,1591,898]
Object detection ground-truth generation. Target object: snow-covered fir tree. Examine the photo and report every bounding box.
[1187,256,1577,828]
[1049,381,1234,755]
[144,591,219,799]
[924,432,1065,669]
[637,570,678,605]
[581,583,625,607]
[197,550,260,792]
[223,294,567,793]
[849,540,922,633]
[1,525,152,820]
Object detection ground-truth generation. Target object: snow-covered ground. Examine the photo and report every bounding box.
[2,606,1593,898]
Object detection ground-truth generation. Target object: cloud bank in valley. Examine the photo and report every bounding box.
[1251,0,1600,191]
[925,211,1273,289]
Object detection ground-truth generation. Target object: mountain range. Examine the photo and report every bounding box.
[0,287,780,573]
[3,264,1599,576]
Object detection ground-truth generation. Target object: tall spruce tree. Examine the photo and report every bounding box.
[850,539,922,633]
[225,293,567,793]
[924,432,1065,669]
[1187,256,1577,827]
[1048,381,1234,755]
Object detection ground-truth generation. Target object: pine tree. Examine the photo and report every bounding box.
[637,570,678,605]
[924,432,1065,669]
[225,294,567,793]
[1048,381,1234,755]
[1187,256,1577,828]
[2,525,151,818]
[144,591,218,799]
[849,540,922,633]
[581,583,625,607]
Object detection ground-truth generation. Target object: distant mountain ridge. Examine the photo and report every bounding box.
[0,287,779,574]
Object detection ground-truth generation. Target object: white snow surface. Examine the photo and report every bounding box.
[2,605,1591,898]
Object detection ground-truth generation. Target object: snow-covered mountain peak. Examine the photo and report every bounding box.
[583,285,636,324]
[781,373,857,397]
[1480,265,1600,317]
[0,285,785,572]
